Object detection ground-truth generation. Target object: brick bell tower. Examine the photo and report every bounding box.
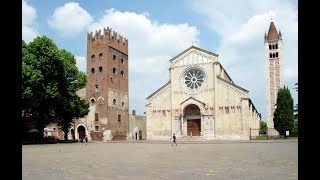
[86,27,129,141]
[264,20,283,131]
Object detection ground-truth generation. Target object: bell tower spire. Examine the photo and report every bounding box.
[264,20,283,133]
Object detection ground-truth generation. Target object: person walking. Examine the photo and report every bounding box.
[172,133,177,146]
[84,135,88,145]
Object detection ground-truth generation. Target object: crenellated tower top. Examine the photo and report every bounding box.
[87,27,128,54]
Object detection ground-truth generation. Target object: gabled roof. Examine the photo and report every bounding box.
[146,81,171,99]
[180,96,205,106]
[217,76,249,93]
[169,46,219,62]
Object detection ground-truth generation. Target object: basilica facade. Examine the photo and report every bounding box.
[146,46,261,140]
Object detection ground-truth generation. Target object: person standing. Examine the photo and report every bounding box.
[172,133,177,146]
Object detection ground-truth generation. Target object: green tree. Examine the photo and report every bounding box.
[273,86,295,136]
[55,49,88,140]
[293,83,298,120]
[22,36,66,141]
[22,36,89,141]
[292,119,298,132]
[260,121,267,134]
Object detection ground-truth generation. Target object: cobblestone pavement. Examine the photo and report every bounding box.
[22,140,298,180]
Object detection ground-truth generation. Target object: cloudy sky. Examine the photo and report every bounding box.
[22,0,298,120]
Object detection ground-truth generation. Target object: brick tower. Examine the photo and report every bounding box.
[86,27,129,140]
[264,21,283,130]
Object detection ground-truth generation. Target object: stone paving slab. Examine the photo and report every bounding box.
[22,140,298,180]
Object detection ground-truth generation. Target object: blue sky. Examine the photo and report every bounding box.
[22,0,298,120]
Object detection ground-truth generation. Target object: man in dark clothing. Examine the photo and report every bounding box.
[172,133,177,146]
[85,135,88,145]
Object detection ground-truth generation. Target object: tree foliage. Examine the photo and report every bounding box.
[294,83,298,120]
[260,121,267,134]
[273,86,295,136]
[22,36,89,141]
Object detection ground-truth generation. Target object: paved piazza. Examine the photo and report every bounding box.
[22,140,298,180]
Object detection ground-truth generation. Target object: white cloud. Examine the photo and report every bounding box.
[22,0,39,42]
[87,8,199,115]
[75,56,86,73]
[48,2,93,37]
[189,0,298,120]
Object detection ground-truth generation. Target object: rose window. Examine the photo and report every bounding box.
[181,67,207,93]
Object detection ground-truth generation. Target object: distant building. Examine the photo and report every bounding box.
[129,110,146,140]
[146,46,261,140]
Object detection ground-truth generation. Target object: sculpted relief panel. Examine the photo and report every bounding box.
[203,115,214,137]
[174,116,181,135]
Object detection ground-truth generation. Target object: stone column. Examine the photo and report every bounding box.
[181,115,184,136]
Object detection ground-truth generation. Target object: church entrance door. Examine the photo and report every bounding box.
[187,119,201,136]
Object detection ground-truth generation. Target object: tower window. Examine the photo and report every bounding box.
[269,45,271,50]
[95,85,99,92]
[91,98,96,105]
[91,68,95,74]
[269,53,272,58]
[276,52,278,58]
[113,68,116,74]
[95,126,99,132]
[275,43,278,49]
[113,55,116,60]
[272,53,275,58]
[272,44,275,49]
[121,71,124,77]
[113,99,117,105]
[91,55,95,61]
[118,114,121,123]
[99,66,103,72]
[121,101,124,107]
[121,58,124,64]
[99,53,103,60]
[95,113,99,121]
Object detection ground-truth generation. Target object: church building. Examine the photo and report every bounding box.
[146,46,261,140]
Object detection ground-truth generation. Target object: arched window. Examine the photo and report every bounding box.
[269,45,272,50]
[113,55,116,60]
[95,85,99,92]
[99,53,103,60]
[91,68,95,74]
[121,58,124,64]
[113,68,116,74]
[99,66,103,72]
[121,71,124,77]
[91,98,96,105]
[91,55,95,61]
[113,99,117,105]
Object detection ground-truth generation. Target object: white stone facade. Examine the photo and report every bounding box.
[146,46,261,140]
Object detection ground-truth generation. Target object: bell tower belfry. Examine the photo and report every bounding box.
[264,20,283,129]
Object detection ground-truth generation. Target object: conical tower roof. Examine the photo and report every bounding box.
[266,21,279,41]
